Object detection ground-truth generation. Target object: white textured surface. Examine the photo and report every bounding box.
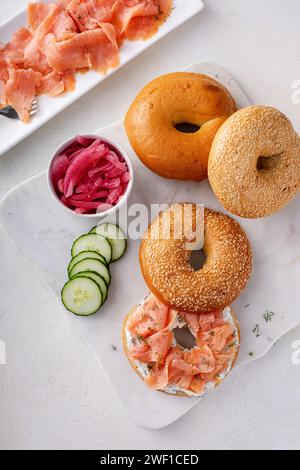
[0,0,300,449]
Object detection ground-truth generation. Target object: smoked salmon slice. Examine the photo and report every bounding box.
[127,294,169,338]
[200,323,235,353]
[125,0,173,41]
[145,365,168,390]
[126,0,172,41]
[130,330,172,363]
[63,0,116,31]
[27,3,52,31]
[0,81,6,106]
[112,0,158,38]
[44,28,119,72]
[167,358,199,390]
[0,49,9,106]
[130,341,153,363]
[198,312,216,332]
[184,312,219,335]
[184,345,216,374]
[3,28,32,72]
[145,346,182,390]
[24,4,77,73]
[184,313,200,335]
[37,70,75,96]
[190,375,206,394]
[146,330,173,363]
[5,69,42,123]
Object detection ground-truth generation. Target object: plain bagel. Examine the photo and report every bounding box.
[208,106,300,218]
[139,203,252,314]
[125,72,236,182]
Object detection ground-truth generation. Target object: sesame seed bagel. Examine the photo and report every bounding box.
[139,204,252,314]
[208,106,300,218]
[125,72,236,182]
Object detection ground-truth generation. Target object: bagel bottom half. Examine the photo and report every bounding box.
[123,294,240,398]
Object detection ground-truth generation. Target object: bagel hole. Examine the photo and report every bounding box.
[173,326,197,350]
[257,153,283,171]
[174,122,201,134]
[190,249,206,271]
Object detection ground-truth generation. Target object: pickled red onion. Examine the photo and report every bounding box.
[50,135,131,215]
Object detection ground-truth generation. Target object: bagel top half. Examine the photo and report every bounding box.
[140,203,252,314]
[125,72,236,182]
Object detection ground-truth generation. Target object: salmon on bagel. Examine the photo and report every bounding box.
[123,294,240,397]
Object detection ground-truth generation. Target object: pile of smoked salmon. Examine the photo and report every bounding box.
[0,0,172,122]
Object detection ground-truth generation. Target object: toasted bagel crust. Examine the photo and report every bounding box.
[125,72,236,182]
[208,106,300,218]
[139,204,252,313]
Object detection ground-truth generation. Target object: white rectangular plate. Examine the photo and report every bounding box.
[0,0,204,157]
[1,63,300,429]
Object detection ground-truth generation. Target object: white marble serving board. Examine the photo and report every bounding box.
[0,0,204,156]
[1,63,300,429]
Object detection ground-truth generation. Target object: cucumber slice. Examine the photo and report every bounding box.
[68,251,107,275]
[71,271,108,302]
[90,223,127,262]
[72,234,112,264]
[69,258,111,286]
[61,277,102,316]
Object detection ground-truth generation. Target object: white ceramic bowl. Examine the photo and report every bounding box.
[47,134,134,219]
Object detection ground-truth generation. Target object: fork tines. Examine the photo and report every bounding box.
[30,98,39,116]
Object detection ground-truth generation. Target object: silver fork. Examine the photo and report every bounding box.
[0,97,39,120]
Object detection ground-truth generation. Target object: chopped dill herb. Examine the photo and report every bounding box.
[252,324,261,338]
[263,310,275,323]
[136,334,146,343]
